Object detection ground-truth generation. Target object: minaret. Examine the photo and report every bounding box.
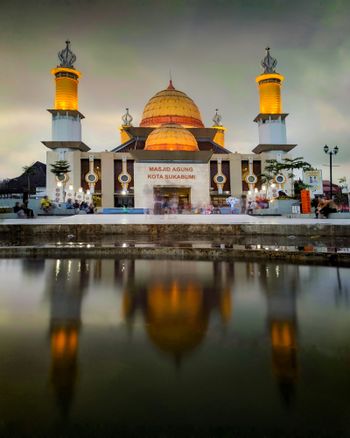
[252,48,296,158]
[212,109,226,148]
[43,41,89,200]
[119,108,134,144]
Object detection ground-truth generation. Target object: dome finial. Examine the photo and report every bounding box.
[122,108,133,126]
[167,79,175,90]
[212,108,223,126]
[261,47,277,73]
[167,69,175,90]
[58,40,77,69]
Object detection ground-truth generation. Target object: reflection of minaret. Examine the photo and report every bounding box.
[260,264,299,407]
[48,259,88,416]
[122,261,234,365]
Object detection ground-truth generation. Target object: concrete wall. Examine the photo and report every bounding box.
[100,152,115,208]
[52,114,81,141]
[258,119,287,144]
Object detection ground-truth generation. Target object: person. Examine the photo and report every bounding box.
[240,195,247,214]
[311,196,320,218]
[319,198,338,219]
[66,198,73,209]
[73,200,80,214]
[13,202,26,218]
[86,203,95,214]
[23,203,34,218]
[247,200,257,215]
[153,192,162,215]
[212,203,221,214]
[40,196,52,213]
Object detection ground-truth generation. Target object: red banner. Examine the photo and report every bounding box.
[301,189,311,214]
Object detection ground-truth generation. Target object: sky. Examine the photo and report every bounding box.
[1,0,350,181]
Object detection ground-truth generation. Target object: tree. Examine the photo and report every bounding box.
[264,159,284,176]
[259,171,275,193]
[22,165,36,194]
[50,160,71,200]
[263,157,312,197]
[280,157,312,197]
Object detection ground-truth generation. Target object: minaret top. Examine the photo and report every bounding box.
[122,108,133,126]
[58,40,77,69]
[212,109,223,127]
[261,47,277,74]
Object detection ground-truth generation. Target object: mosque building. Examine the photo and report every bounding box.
[43,41,296,209]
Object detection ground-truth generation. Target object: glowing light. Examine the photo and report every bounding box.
[57,182,62,188]
[68,185,73,191]
[86,190,91,195]
[262,185,266,191]
[271,183,276,188]
[78,187,83,193]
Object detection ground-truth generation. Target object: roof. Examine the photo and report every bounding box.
[252,144,296,154]
[42,141,90,152]
[111,126,231,154]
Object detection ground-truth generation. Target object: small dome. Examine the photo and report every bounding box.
[140,80,204,128]
[144,123,199,152]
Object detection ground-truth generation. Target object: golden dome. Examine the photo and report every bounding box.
[140,80,204,128]
[144,123,199,152]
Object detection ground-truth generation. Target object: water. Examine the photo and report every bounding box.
[0,258,349,437]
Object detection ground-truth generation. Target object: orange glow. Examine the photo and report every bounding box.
[213,126,226,147]
[145,123,199,152]
[51,327,78,358]
[120,127,132,144]
[219,288,232,323]
[256,73,284,114]
[271,321,296,349]
[51,67,80,111]
[140,82,204,128]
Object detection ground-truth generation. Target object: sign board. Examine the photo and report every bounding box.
[303,170,323,196]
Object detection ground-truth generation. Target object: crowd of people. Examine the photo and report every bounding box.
[12,196,96,218]
[65,198,96,214]
[11,192,340,219]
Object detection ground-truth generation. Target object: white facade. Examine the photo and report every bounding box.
[257,118,287,144]
[134,162,210,209]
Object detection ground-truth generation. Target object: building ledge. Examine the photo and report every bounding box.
[47,109,85,119]
[42,141,90,152]
[253,113,289,122]
[252,144,297,154]
[130,150,213,163]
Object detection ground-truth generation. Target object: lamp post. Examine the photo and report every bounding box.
[323,145,339,199]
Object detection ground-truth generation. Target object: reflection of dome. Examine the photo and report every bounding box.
[144,123,199,152]
[140,80,204,128]
[145,281,208,359]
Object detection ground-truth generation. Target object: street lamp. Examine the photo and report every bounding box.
[323,145,339,199]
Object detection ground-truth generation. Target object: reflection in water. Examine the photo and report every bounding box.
[48,259,88,416]
[260,264,298,406]
[122,261,233,365]
[0,258,348,435]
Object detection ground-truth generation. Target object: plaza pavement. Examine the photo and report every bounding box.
[0,214,349,226]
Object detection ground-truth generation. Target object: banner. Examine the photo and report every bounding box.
[300,189,311,214]
[303,170,323,196]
